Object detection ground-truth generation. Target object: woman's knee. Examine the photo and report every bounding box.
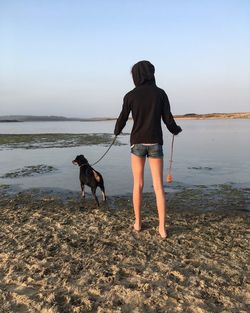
[153,183,164,194]
[134,181,144,191]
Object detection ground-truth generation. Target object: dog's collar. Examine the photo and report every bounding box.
[80,163,89,167]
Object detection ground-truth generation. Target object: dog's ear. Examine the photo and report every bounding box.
[81,155,88,162]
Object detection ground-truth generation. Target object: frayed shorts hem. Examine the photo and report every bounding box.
[130,144,164,158]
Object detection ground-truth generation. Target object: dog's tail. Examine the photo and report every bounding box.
[92,170,101,182]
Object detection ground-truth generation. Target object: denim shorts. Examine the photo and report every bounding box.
[131,144,164,158]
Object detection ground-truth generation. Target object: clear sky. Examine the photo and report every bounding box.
[0,0,249,118]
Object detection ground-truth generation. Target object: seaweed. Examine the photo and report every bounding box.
[0,133,124,150]
[1,164,57,178]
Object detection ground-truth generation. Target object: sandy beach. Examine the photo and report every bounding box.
[175,112,250,120]
[0,184,249,313]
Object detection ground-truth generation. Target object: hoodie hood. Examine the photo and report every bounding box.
[131,60,156,87]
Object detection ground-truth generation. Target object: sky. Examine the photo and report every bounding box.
[0,0,249,118]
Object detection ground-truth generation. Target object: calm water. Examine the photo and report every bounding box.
[0,119,249,195]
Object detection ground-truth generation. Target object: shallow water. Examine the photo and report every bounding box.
[0,119,249,195]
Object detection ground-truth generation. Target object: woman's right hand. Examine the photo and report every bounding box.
[173,125,182,135]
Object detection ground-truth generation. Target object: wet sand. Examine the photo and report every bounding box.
[0,185,249,313]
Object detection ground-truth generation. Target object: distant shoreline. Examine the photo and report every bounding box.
[175,112,250,120]
[0,112,249,122]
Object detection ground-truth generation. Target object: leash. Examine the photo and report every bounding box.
[90,135,117,166]
[167,134,175,183]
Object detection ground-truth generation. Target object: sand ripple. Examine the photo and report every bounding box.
[0,188,249,312]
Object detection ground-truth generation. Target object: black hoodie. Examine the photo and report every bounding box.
[114,60,182,145]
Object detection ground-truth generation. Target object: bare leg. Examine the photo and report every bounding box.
[131,155,146,231]
[148,158,167,238]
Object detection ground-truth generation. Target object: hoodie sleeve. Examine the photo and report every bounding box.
[162,92,182,135]
[114,95,131,136]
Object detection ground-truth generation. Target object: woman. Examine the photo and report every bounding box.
[114,60,182,238]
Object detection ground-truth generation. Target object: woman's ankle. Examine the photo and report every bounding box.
[134,221,141,231]
[159,225,167,238]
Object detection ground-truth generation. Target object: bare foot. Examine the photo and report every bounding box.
[133,223,141,232]
[159,228,167,239]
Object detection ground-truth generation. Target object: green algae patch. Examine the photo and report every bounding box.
[188,166,213,170]
[1,164,57,178]
[168,184,250,212]
[0,184,11,189]
[0,133,123,150]
[0,184,11,193]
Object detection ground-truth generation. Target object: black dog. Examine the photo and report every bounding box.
[72,155,106,206]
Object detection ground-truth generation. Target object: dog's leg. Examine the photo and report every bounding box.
[81,184,85,198]
[100,184,107,201]
[91,186,99,207]
[102,191,106,201]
